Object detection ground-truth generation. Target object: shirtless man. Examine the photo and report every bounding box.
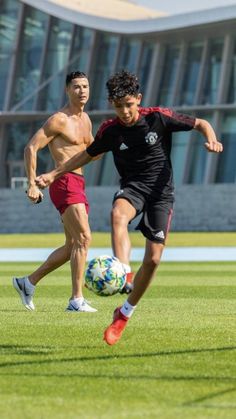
[13,71,97,313]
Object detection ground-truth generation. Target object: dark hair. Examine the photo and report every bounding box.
[106,70,140,100]
[66,71,88,86]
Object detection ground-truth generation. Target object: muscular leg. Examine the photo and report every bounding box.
[111,199,136,264]
[62,203,91,299]
[127,240,164,306]
[103,239,164,345]
[29,227,73,286]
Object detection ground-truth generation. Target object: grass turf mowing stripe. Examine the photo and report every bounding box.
[0,261,235,419]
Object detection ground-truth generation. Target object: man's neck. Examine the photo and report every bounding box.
[67,102,84,117]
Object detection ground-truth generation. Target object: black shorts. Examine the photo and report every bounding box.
[113,184,174,244]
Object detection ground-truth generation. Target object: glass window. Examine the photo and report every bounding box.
[171,131,192,186]
[138,42,154,105]
[215,113,236,183]
[157,44,181,106]
[5,120,53,185]
[226,40,236,103]
[60,27,94,105]
[99,154,119,185]
[89,34,119,110]
[68,27,93,73]
[178,41,203,106]
[187,114,213,184]
[39,18,73,111]
[0,0,19,109]
[117,38,141,73]
[11,6,48,110]
[201,39,223,105]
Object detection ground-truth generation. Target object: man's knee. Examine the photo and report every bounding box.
[143,253,162,272]
[111,206,129,227]
[73,231,91,250]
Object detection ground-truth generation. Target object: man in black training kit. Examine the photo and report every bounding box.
[36,70,223,345]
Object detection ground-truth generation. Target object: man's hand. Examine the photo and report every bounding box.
[35,172,55,189]
[204,139,223,153]
[27,185,44,204]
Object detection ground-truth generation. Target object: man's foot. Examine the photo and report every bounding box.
[12,276,35,311]
[120,272,134,294]
[66,299,97,312]
[103,307,129,345]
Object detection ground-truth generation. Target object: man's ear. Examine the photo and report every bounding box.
[137,93,142,104]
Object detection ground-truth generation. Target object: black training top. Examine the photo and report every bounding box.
[86,107,195,196]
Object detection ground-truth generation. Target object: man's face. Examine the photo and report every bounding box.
[66,77,90,105]
[111,94,142,126]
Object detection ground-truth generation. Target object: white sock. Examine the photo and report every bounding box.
[25,277,35,291]
[122,263,131,274]
[120,300,136,318]
[70,297,84,308]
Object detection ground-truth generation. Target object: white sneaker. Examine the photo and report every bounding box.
[66,299,97,312]
[13,276,35,311]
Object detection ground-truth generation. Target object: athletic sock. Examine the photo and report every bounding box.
[25,277,35,292]
[120,300,136,318]
[122,263,131,274]
[70,297,84,308]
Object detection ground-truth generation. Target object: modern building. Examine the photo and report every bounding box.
[1,0,236,191]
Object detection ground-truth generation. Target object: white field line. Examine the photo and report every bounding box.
[0,247,236,262]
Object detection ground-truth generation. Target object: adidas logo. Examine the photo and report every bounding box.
[119,142,128,150]
[155,230,165,239]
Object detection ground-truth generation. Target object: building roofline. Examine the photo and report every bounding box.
[21,1,236,34]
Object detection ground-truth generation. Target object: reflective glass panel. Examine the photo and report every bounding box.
[11,6,48,110]
[227,40,236,103]
[89,34,119,110]
[201,39,223,104]
[171,131,192,186]
[5,121,53,184]
[157,44,181,106]
[39,18,72,110]
[61,27,94,105]
[215,112,236,183]
[0,0,19,109]
[68,27,93,73]
[117,38,141,72]
[138,42,154,105]
[178,41,203,106]
[187,114,213,184]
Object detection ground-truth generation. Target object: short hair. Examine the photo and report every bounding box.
[66,71,88,86]
[106,70,140,100]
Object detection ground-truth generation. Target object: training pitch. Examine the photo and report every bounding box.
[0,256,235,419]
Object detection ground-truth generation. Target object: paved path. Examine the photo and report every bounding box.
[0,247,236,262]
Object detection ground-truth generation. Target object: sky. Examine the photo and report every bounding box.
[134,0,236,15]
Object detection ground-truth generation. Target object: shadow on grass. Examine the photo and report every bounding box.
[182,386,236,409]
[0,344,235,371]
[0,344,100,356]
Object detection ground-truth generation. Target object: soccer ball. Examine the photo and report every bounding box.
[85,255,126,296]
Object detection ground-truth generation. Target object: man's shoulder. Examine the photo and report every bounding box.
[46,111,68,128]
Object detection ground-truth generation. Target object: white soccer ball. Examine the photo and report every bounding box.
[85,255,126,296]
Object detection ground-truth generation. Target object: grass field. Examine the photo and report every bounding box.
[0,258,236,419]
[2,231,236,248]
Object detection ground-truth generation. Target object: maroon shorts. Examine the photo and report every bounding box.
[49,172,89,215]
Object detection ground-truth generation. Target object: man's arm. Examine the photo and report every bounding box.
[36,150,93,189]
[25,116,59,202]
[194,118,223,153]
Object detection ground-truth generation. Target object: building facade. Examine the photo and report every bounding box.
[1,0,236,189]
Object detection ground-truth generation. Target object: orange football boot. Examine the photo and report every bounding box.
[103,307,129,345]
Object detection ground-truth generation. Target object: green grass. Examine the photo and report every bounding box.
[2,231,236,248]
[0,261,236,419]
